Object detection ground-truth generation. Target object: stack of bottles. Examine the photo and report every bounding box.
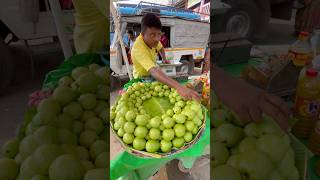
[291,31,320,155]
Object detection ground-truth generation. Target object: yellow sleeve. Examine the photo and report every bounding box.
[132,47,156,72]
[156,42,163,51]
[91,0,108,17]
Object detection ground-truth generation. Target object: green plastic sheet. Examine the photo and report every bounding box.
[123,78,144,90]
[220,58,261,77]
[42,53,107,89]
[308,156,320,179]
[110,110,210,180]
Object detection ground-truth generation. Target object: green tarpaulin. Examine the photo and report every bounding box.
[42,53,106,89]
[220,58,261,77]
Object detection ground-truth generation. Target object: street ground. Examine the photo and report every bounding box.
[0,42,64,147]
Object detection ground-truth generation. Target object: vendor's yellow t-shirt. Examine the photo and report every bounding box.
[131,34,163,78]
[72,0,108,53]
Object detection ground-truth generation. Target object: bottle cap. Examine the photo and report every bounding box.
[306,68,318,77]
[300,31,310,37]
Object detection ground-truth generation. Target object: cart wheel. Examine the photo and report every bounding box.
[213,0,258,38]
[0,38,14,95]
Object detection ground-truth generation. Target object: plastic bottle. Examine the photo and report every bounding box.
[295,69,320,118]
[298,63,312,81]
[293,69,320,138]
[288,31,314,67]
[299,55,320,80]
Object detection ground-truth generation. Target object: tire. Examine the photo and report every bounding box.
[213,0,258,38]
[0,38,14,95]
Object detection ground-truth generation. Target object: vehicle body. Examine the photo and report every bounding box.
[212,0,294,38]
[0,0,75,94]
[0,0,74,42]
[110,1,210,78]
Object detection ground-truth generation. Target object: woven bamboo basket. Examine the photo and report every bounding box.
[111,106,207,158]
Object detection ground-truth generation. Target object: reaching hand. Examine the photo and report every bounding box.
[216,79,291,131]
[149,67,201,102]
[177,85,201,102]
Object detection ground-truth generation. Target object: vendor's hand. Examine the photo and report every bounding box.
[177,85,201,102]
[217,79,291,131]
[149,67,201,102]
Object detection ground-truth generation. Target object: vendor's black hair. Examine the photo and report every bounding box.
[141,13,162,32]
[128,30,134,35]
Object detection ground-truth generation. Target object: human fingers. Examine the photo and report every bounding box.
[190,91,201,102]
[264,94,291,117]
[260,100,289,132]
[248,106,262,122]
[236,106,252,124]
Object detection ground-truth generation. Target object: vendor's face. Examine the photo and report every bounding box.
[128,34,134,40]
[142,27,163,48]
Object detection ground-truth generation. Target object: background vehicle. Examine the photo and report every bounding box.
[110,1,210,79]
[213,0,294,38]
[0,0,75,94]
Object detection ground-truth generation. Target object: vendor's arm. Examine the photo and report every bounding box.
[149,67,200,101]
[156,42,169,64]
[132,43,200,101]
[212,66,290,131]
[159,47,169,64]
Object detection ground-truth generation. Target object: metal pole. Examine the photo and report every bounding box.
[111,3,133,79]
[48,0,73,59]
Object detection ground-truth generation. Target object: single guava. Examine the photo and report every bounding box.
[78,93,97,110]
[33,126,59,145]
[0,158,19,180]
[53,86,76,105]
[58,129,77,145]
[79,130,98,148]
[63,102,83,120]
[84,168,108,180]
[32,144,62,174]
[85,117,104,135]
[89,140,107,160]
[49,154,85,180]
[2,138,19,158]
